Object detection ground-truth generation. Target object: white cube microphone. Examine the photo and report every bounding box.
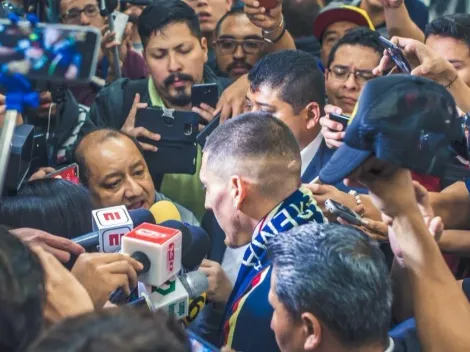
[92,205,133,253]
[122,222,182,287]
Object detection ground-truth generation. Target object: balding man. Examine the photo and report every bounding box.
[198,113,325,352]
[74,129,198,225]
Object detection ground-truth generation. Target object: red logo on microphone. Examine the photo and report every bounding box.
[104,212,121,221]
[167,243,175,272]
[108,233,126,246]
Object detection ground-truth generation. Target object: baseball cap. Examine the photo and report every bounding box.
[319,75,465,184]
[313,2,375,40]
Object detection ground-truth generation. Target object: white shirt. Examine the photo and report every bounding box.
[300,133,324,176]
[221,245,249,285]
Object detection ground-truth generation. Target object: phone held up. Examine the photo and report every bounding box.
[325,199,362,226]
[378,36,412,74]
[191,83,218,125]
[329,112,351,131]
[45,163,80,184]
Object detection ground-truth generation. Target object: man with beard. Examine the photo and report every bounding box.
[81,0,226,220]
[212,7,265,79]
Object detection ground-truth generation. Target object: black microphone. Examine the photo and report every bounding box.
[182,224,210,270]
[73,208,155,250]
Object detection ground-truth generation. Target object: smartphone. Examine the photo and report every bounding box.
[378,36,411,73]
[187,331,220,352]
[191,83,218,110]
[112,11,129,44]
[196,113,221,148]
[46,163,79,184]
[258,0,279,9]
[329,112,350,130]
[325,199,362,226]
[0,20,101,82]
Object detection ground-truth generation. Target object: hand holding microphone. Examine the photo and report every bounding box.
[71,253,143,308]
[199,259,233,304]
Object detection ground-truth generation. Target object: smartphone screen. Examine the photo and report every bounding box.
[46,163,79,184]
[187,331,220,352]
[0,20,100,82]
[378,36,411,73]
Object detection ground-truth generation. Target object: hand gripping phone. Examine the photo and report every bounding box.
[378,36,412,73]
[325,199,362,226]
[329,112,351,131]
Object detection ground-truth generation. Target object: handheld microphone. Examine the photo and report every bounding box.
[142,271,209,320]
[182,224,210,270]
[73,207,155,251]
[150,200,182,223]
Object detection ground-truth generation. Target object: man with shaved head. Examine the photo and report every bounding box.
[74,128,198,224]
[198,113,325,351]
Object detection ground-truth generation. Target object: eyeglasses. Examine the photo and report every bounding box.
[214,38,265,55]
[329,66,375,85]
[61,4,100,24]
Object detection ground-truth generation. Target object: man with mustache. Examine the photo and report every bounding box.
[81,0,227,220]
[212,7,266,79]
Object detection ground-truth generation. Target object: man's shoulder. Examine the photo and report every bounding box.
[96,78,149,102]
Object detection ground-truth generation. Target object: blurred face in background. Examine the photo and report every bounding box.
[144,22,208,108]
[325,44,380,114]
[320,21,359,66]
[214,13,265,79]
[60,0,105,29]
[426,35,470,88]
[183,0,233,35]
[84,136,156,210]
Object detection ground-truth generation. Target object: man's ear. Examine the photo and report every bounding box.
[302,312,321,351]
[230,175,247,210]
[304,102,321,130]
[201,36,209,64]
[226,0,234,11]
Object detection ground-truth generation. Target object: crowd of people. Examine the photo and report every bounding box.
[1,0,470,351]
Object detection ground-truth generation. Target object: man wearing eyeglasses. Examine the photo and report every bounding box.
[212,7,265,79]
[325,28,382,115]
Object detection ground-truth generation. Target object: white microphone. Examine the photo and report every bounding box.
[140,271,209,320]
[122,222,182,287]
[92,205,133,253]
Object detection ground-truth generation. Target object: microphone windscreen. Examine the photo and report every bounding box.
[150,201,182,224]
[129,208,156,226]
[179,271,209,299]
[160,220,192,257]
[181,225,210,270]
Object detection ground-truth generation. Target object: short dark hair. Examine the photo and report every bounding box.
[29,307,189,352]
[326,28,382,69]
[248,50,325,114]
[283,0,322,38]
[425,14,470,48]
[203,112,301,196]
[0,179,93,239]
[138,0,201,48]
[215,7,245,37]
[74,128,144,187]
[0,225,45,352]
[268,223,392,349]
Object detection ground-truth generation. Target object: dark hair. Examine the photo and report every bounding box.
[283,0,321,38]
[268,223,392,349]
[138,0,201,48]
[215,7,245,37]
[74,128,144,187]
[29,307,189,352]
[326,28,382,68]
[0,225,45,352]
[425,14,470,48]
[203,112,301,196]
[0,179,93,239]
[248,50,325,114]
